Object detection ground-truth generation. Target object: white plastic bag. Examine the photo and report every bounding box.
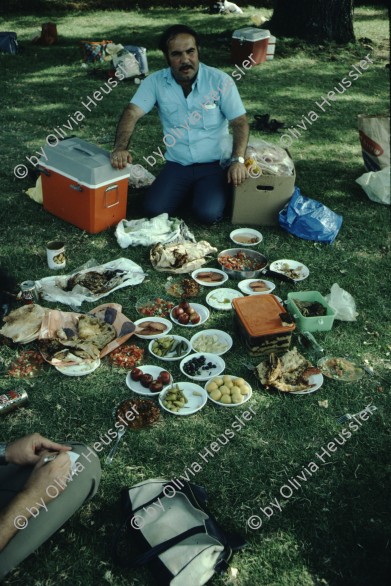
[325,283,358,322]
[356,166,390,205]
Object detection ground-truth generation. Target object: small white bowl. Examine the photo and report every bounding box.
[190,329,233,356]
[230,228,263,247]
[170,303,209,327]
[179,352,225,381]
[159,382,207,416]
[191,268,228,287]
[238,279,276,296]
[148,335,191,362]
[133,317,172,339]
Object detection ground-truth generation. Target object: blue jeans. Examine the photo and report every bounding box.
[143,161,231,224]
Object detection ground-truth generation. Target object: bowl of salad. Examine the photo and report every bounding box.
[217,248,267,279]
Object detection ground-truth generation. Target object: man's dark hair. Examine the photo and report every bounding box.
[158,25,200,57]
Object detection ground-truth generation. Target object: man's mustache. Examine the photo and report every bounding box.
[180,65,194,70]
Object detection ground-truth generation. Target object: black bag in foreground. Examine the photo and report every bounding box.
[112,478,246,585]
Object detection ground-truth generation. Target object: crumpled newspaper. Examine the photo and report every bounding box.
[115,213,196,248]
[35,258,145,308]
[150,241,217,273]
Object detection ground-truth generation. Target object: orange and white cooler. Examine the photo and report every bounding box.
[40,138,130,233]
[231,27,270,65]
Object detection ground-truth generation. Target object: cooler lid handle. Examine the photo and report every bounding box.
[72,145,98,157]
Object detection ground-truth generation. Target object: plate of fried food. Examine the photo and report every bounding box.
[191,269,228,287]
[317,356,364,382]
[238,279,276,295]
[134,317,172,339]
[165,277,201,298]
[255,347,323,395]
[269,260,309,282]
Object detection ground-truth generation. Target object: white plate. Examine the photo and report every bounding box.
[269,259,309,282]
[205,288,243,310]
[125,365,172,396]
[205,375,253,407]
[170,303,209,327]
[180,352,225,381]
[190,329,233,356]
[133,317,172,339]
[191,268,228,287]
[289,373,324,395]
[55,358,101,376]
[159,382,207,416]
[230,228,263,246]
[238,279,276,296]
[148,335,191,361]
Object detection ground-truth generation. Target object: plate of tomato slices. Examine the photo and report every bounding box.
[109,344,144,369]
[7,351,46,378]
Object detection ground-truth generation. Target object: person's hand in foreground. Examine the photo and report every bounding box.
[0,441,72,551]
[227,162,248,187]
[110,149,132,169]
[5,433,72,466]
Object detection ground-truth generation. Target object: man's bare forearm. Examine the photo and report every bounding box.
[113,104,144,151]
[230,114,249,158]
[0,490,36,551]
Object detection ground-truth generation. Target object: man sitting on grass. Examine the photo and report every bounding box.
[111,24,249,224]
[0,433,101,580]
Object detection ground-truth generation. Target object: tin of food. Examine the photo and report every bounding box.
[46,240,66,270]
[20,281,38,304]
[0,388,28,415]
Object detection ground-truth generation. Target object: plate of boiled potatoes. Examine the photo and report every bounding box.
[205,374,252,407]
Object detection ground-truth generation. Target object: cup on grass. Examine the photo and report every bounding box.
[46,240,66,269]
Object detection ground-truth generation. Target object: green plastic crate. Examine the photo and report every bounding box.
[286,291,336,332]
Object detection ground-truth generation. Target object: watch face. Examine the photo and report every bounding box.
[231,157,244,164]
[238,157,245,164]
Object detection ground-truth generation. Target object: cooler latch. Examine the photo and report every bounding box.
[104,184,119,208]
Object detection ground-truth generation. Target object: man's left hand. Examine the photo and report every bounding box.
[227,162,247,187]
[5,433,72,466]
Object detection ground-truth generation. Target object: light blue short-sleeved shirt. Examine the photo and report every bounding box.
[130,62,246,165]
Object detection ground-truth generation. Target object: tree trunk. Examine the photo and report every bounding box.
[267,0,355,44]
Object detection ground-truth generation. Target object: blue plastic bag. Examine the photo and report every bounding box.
[279,187,343,244]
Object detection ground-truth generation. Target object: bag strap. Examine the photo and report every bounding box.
[113,519,206,568]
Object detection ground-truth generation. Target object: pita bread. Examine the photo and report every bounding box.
[0,304,46,343]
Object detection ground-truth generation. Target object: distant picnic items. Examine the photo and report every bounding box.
[80,39,113,63]
[32,22,58,46]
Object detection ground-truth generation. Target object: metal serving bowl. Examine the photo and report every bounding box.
[217,248,268,280]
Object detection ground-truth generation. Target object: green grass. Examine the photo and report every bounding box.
[0,5,390,586]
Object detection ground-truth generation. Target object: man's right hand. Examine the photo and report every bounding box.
[23,452,72,505]
[111,149,132,169]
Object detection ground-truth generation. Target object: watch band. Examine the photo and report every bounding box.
[230,156,245,165]
[0,443,8,465]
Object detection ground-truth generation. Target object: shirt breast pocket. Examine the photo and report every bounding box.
[202,105,223,130]
[158,102,180,127]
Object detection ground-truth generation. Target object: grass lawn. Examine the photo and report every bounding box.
[0,4,390,586]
